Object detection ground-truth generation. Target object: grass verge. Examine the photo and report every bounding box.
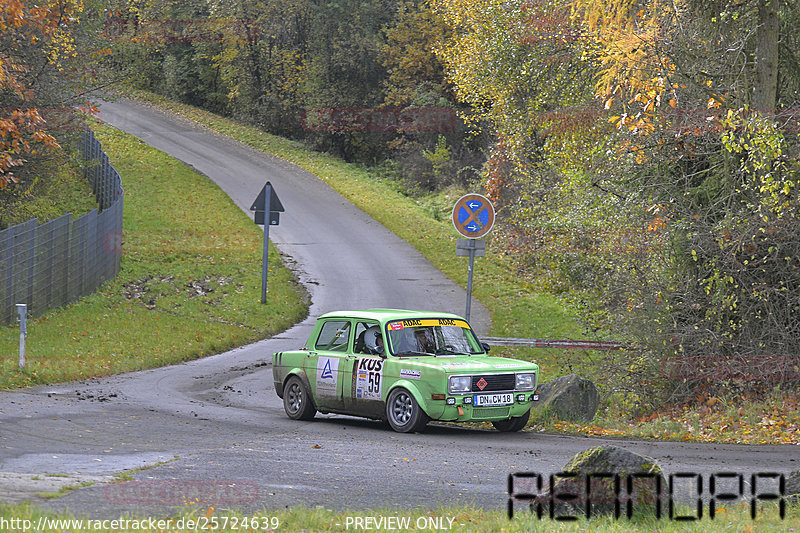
[0,501,795,532]
[535,388,800,445]
[0,151,98,229]
[0,123,308,389]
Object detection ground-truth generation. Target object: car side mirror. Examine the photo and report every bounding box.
[481,342,491,353]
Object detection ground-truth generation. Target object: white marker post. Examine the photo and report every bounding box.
[16,303,27,369]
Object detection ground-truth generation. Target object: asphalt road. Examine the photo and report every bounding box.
[0,99,797,520]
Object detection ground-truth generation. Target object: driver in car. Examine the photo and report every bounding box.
[414,328,435,353]
[363,325,384,355]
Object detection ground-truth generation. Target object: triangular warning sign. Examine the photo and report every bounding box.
[250,181,285,212]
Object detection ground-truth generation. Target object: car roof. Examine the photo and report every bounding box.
[318,309,467,323]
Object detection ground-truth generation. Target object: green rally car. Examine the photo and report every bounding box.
[272,309,540,433]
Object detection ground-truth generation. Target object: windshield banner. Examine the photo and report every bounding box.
[388,318,470,330]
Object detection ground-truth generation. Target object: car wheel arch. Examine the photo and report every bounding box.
[383,381,430,418]
[282,370,315,407]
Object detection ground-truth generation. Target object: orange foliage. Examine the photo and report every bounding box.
[1,0,84,188]
[484,138,512,203]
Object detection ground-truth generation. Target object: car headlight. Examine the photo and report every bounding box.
[448,375,472,394]
[515,373,535,391]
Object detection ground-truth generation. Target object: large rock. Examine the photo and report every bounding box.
[788,469,800,502]
[535,445,666,518]
[534,373,600,423]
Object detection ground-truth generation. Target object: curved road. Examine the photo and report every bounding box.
[0,100,796,519]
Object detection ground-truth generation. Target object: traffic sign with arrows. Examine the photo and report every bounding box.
[451,193,495,321]
[452,193,495,239]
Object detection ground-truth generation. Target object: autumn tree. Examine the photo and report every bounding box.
[570,0,800,398]
[382,0,453,107]
[0,0,88,191]
[380,0,484,191]
[431,0,617,262]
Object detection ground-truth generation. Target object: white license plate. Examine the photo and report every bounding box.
[473,393,514,407]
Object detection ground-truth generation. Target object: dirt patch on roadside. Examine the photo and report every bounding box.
[0,472,114,504]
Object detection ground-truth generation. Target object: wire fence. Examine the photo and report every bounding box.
[0,130,124,325]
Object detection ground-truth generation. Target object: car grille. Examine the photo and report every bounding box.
[471,374,515,392]
[473,407,510,419]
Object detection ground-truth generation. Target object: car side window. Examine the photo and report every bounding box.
[354,322,383,355]
[315,320,351,352]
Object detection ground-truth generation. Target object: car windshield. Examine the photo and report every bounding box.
[385,318,483,356]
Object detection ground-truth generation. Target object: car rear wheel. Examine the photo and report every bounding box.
[492,409,530,432]
[386,387,429,433]
[283,375,317,420]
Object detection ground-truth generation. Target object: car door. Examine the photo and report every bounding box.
[307,319,352,411]
[343,321,386,417]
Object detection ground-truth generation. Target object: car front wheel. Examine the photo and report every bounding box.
[386,387,429,433]
[492,409,530,432]
[283,375,317,420]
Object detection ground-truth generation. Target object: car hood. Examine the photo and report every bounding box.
[393,354,537,373]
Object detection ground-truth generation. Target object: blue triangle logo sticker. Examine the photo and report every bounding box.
[321,359,333,379]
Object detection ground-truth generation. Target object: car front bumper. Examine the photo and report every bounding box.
[432,392,539,422]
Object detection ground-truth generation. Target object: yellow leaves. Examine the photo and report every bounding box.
[578,1,690,141]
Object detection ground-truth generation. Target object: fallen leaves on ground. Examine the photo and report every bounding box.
[548,392,800,444]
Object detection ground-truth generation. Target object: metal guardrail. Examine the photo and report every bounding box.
[0,130,124,324]
[482,337,628,350]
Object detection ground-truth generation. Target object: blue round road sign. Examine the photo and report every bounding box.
[452,193,495,238]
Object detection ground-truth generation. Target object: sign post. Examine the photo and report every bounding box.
[452,194,495,322]
[250,182,285,304]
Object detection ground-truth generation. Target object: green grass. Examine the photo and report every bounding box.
[0,501,795,532]
[0,124,308,389]
[35,481,94,500]
[0,153,98,229]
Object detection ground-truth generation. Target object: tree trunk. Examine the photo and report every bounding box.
[753,0,779,111]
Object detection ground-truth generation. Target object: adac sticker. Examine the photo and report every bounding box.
[316,357,339,396]
[395,318,470,329]
[355,358,383,400]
